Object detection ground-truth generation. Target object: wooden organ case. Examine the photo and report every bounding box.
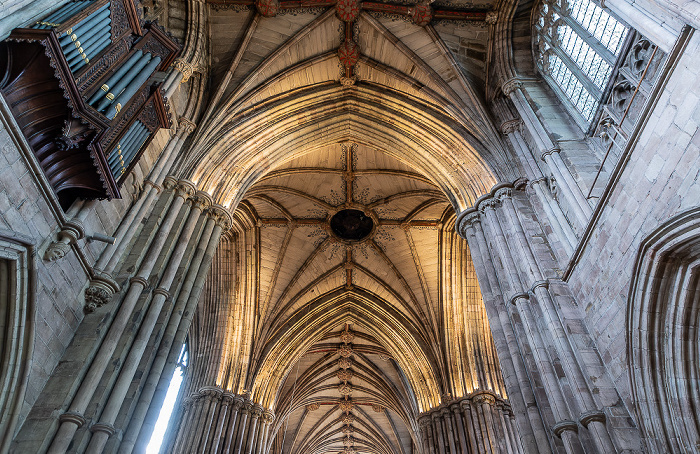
[0,0,180,209]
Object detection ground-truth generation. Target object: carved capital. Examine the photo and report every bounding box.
[501,78,523,96]
[472,392,496,406]
[455,209,480,239]
[192,191,213,211]
[173,58,197,82]
[176,180,197,199]
[84,285,112,313]
[209,204,233,231]
[552,420,579,437]
[163,176,178,190]
[477,197,501,213]
[177,117,196,135]
[495,187,512,201]
[500,119,522,135]
[44,221,84,262]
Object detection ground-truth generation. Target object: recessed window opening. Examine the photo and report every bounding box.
[534,0,628,122]
[146,343,188,453]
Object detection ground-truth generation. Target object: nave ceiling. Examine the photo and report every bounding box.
[168,0,524,212]
[188,142,506,454]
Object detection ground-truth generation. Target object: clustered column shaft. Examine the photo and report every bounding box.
[457,185,633,454]
[418,393,520,454]
[170,388,274,454]
[46,178,232,454]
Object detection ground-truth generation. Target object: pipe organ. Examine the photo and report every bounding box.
[0,0,179,209]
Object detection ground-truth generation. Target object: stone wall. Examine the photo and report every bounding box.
[567,29,700,410]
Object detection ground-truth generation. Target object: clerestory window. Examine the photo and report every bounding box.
[534,0,628,124]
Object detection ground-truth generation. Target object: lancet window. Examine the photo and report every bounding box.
[534,0,628,123]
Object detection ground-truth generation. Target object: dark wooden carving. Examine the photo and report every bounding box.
[0,3,180,210]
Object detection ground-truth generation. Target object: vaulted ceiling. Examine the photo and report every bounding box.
[189,142,506,454]
[174,0,521,211]
[182,2,514,452]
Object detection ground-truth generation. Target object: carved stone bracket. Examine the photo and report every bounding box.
[44,221,85,262]
[84,271,120,313]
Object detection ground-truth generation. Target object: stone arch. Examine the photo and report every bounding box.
[250,287,443,413]
[627,206,700,453]
[180,84,513,212]
[0,231,35,452]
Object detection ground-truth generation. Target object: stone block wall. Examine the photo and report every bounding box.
[567,30,700,411]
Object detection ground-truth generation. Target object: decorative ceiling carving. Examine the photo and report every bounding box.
[187,142,507,454]
[175,0,520,211]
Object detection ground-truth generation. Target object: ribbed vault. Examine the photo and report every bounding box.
[174,5,520,212]
[183,142,508,453]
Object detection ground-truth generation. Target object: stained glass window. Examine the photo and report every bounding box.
[534,0,628,122]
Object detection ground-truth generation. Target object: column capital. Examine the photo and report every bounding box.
[501,78,523,96]
[90,423,116,436]
[163,176,178,190]
[58,412,86,428]
[579,410,606,427]
[500,119,522,135]
[175,180,197,199]
[494,187,513,201]
[477,197,502,213]
[177,117,196,135]
[509,292,529,305]
[540,146,561,161]
[552,420,579,437]
[208,204,233,231]
[172,58,198,83]
[191,190,213,211]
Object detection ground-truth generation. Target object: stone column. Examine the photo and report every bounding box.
[122,204,230,454]
[477,198,582,454]
[458,211,552,454]
[48,180,194,454]
[451,403,473,454]
[495,188,616,454]
[221,397,244,454]
[500,119,577,255]
[501,79,592,231]
[85,185,206,453]
[208,393,234,453]
[94,117,196,275]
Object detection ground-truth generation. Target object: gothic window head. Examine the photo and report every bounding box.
[534,0,628,123]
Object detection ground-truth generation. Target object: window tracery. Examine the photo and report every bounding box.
[534,0,627,122]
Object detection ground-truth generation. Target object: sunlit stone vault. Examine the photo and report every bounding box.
[180,142,507,453]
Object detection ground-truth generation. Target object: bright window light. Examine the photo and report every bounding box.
[146,344,188,454]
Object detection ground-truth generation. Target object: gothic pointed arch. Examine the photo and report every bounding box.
[627,206,700,453]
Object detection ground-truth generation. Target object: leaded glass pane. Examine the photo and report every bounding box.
[568,0,627,54]
[548,54,597,120]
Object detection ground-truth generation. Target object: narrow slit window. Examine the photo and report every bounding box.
[146,343,188,453]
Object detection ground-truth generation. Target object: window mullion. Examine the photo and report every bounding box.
[542,33,603,99]
[554,6,617,65]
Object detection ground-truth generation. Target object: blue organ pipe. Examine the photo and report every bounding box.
[63,25,106,60]
[107,56,161,119]
[96,52,151,112]
[59,7,110,45]
[53,2,91,26]
[123,127,149,163]
[111,126,141,165]
[88,50,143,105]
[70,34,111,71]
[35,2,86,28]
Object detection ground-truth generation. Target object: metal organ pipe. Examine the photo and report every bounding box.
[107,56,161,119]
[89,50,144,105]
